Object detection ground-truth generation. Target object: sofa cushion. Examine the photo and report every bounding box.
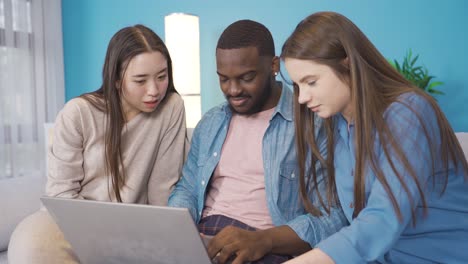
[0,175,46,251]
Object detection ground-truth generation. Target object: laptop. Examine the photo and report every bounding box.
[41,196,213,264]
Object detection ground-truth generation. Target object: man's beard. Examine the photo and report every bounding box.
[227,82,272,115]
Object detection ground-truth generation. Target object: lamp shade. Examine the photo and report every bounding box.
[165,13,201,128]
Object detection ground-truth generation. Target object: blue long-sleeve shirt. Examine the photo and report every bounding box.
[317,93,468,263]
[168,84,348,247]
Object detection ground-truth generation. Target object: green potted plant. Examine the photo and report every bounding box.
[389,49,444,96]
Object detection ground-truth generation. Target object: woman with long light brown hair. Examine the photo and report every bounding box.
[281,11,468,264]
[8,24,188,263]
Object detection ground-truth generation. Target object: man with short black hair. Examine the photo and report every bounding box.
[168,19,347,264]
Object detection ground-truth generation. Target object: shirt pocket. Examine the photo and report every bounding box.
[279,162,298,181]
[278,162,302,217]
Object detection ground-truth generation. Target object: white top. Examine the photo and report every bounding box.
[46,92,188,205]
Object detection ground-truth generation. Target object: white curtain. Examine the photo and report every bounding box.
[0,0,64,179]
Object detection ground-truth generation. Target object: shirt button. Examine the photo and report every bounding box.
[213,152,218,157]
[201,180,205,186]
[349,202,354,208]
[291,173,295,178]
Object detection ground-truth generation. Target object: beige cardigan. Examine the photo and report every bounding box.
[46,92,188,205]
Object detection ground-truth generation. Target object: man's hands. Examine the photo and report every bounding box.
[204,225,311,264]
[207,226,272,264]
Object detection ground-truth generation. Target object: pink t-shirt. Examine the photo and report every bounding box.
[202,108,275,230]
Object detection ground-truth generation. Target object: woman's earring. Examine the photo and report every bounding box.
[274,72,278,76]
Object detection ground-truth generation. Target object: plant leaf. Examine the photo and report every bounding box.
[392,49,444,97]
[395,60,401,71]
[411,54,419,66]
[428,81,444,89]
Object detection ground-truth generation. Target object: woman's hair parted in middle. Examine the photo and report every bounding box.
[81,24,177,202]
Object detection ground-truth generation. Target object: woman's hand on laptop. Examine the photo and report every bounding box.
[207,226,272,264]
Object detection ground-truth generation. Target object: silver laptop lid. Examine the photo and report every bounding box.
[41,196,211,264]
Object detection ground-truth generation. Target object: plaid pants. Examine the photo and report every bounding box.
[198,214,292,264]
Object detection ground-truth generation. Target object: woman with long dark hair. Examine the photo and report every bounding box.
[282,11,468,263]
[9,24,188,263]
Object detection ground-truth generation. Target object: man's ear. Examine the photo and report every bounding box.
[272,56,280,76]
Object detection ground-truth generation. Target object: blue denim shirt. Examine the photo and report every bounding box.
[168,84,347,246]
[317,93,468,263]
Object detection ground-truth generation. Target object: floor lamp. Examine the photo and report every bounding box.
[164,13,201,129]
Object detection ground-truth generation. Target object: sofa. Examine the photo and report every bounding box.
[0,132,466,263]
[0,176,46,263]
[0,123,53,263]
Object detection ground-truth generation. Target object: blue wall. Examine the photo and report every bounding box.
[62,0,468,131]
